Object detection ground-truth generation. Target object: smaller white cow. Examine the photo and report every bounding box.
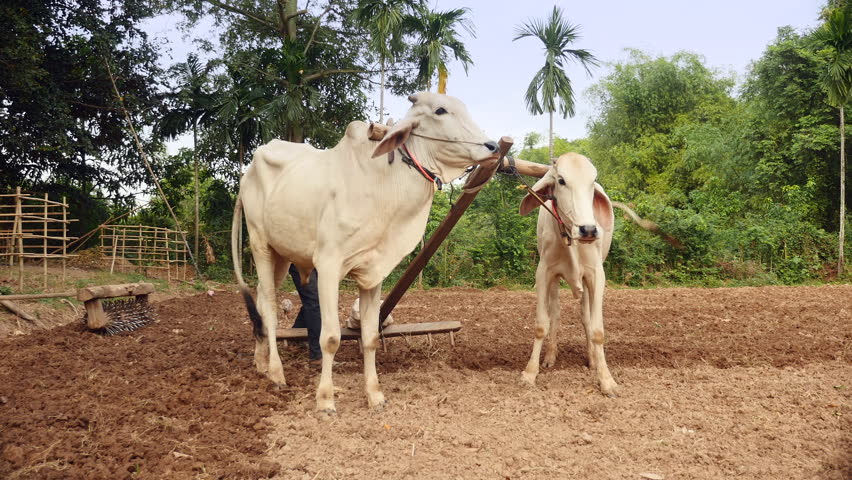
[232,92,498,415]
[518,153,619,396]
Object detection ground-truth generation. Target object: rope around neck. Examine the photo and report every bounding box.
[506,158,572,245]
[409,132,488,146]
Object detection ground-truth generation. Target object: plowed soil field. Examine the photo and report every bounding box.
[1,285,850,479]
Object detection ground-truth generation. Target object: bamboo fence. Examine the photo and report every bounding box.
[0,188,78,290]
[99,224,190,282]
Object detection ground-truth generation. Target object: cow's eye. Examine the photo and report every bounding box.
[558,178,566,185]
[435,107,448,115]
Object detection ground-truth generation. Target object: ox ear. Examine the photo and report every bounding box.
[593,182,614,232]
[519,174,554,216]
[372,117,419,158]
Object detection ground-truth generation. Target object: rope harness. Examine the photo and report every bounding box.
[409,132,490,146]
[503,156,573,246]
[386,133,496,192]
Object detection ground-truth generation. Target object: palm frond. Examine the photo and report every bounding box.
[513,5,596,118]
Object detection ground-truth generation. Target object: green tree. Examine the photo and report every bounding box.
[156,54,217,262]
[403,6,475,91]
[587,50,735,197]
[0,0,163,199]
[814,0,852,274]
[513,6,597,162]
[740,28,837,228]
[352,0,424,122]
[160,0,370,145]
[206,65,271,186]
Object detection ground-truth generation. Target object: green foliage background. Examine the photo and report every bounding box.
[1,1,849,288]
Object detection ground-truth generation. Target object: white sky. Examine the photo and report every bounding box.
[146,0,825,151]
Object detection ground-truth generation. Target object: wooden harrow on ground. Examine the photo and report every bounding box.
[78,282,157,335]
[274,131,544,350]
[0,282,157,335]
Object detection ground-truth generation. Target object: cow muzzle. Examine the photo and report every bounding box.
[577,224,599,243]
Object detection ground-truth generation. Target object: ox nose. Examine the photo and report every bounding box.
[483,140,499,153]
[579,225,598,239]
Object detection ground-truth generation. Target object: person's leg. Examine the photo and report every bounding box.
[289,264,322,360]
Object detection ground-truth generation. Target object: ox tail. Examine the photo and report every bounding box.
[611,201,684,250]
[231,192,265,340]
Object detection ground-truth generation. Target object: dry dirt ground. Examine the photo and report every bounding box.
[0,285,850,479]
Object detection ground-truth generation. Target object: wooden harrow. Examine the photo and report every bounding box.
[1,282,157,335]
[78,282,156,334]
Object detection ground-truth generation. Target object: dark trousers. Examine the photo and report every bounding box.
[288,264,321,360]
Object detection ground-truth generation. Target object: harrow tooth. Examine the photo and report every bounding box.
[81,297,156,336]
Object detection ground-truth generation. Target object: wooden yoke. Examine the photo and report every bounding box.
[499,157,549,178]
[379,136,514,323]
[78,282,154,329]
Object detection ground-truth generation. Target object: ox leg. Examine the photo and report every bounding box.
[315,266,341,415]
[359,285,386,410]
[522,265,555,385]
[582,267,619,397]
[580,288,593,370]
[253,246,286,385]
[542,279,561,368]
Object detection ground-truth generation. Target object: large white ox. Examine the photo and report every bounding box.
[231,92,498,414]
[518,153,619,396]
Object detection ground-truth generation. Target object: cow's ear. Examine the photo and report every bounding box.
[519,174,554,216]
[592,182,614,231]
[372,117,419,158]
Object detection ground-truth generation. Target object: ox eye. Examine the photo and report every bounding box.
[434,107,448,115]
[558,178,566,185]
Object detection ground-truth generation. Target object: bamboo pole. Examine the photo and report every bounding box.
[42,193,48,290]
[120,228,127,273]
[164,228,170,282]
[16,187,23,291]
[62,195,67,285]
[104,59,199,274]
[0,300,37,322]
[0,291,76,301]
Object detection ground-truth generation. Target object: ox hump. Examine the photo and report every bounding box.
[344,121,371,140]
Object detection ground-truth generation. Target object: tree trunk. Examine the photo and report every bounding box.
[379,56,385,124]
[238,141,244,185]
[548,110,554,163]
[290,125,304,143]
[840,104,846,275]
[284,1,301,141]
[193,123,200,266]
[283,0,297,41]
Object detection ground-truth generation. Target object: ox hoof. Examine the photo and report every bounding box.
[268,372,286,386]
[371,400,387,413]
[270,382,288,392]
[520,371,537,386]
[600,382,621,398]
[317,408,338,420]
[368,393,387,412]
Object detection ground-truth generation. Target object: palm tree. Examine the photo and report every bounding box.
[814,1,852,275]
[403,6,475,92]
[155,54,216,262]
[514,6,597,162]
[208,66,269,184]
[352,0,424,122]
